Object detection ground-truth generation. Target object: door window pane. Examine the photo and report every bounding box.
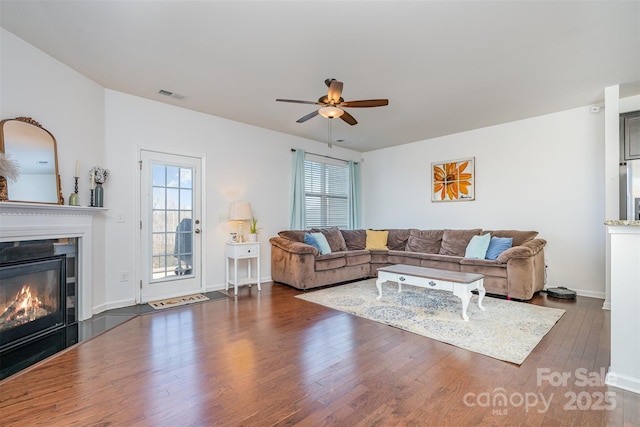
[150,163,195,279]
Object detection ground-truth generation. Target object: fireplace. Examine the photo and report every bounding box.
[0,255,65,344]
[0,202,102,379]
[0,251,72,379]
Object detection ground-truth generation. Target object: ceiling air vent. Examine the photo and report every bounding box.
[158,89,186,100]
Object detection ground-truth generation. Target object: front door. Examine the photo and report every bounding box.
[139,150,203,302]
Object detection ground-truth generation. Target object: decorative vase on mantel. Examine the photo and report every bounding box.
[248,233,257,242]
[94,183,104,207]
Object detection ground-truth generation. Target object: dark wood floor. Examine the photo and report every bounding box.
[1,282,639,426]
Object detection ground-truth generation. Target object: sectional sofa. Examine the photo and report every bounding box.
[269,228,547,300]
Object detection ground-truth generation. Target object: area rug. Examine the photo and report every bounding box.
[148,293,209,310]
[295,279,565,364]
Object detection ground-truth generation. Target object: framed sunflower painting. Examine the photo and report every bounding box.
[431,157,475,202]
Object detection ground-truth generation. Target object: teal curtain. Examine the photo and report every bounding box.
[348,160,361,229]
[290,149,306,229]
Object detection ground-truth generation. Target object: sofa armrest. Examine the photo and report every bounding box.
[269,236,319,256]
[496,238,546,264]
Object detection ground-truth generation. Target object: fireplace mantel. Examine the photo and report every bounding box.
[0,202,106,320]
[0,201,106,216]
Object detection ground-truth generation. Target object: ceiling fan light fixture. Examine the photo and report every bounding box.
[318,106,344,119]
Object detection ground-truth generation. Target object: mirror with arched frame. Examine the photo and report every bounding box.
[0,117,63,204]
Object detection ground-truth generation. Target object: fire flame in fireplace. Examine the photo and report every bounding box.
[0,285,47,330]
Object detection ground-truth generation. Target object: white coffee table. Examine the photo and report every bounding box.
[376,264,485,321]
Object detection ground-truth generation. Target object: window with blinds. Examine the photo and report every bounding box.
[304,157,349,229]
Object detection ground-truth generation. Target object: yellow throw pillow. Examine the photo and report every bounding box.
[365,229,389,250]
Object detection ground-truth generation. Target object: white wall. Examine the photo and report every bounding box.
[0,28,109,310]
[103,90,361,309]
[362,106,606,298]
[0,29,105,203]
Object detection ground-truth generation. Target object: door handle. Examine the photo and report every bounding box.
[195,229,201,234]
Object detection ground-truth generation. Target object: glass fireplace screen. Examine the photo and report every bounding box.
[0,255,65,350]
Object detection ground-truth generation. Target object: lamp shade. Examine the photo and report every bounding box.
[230,201,252,221]
[318,106,344,119]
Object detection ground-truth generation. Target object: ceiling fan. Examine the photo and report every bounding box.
[276,78,389,126]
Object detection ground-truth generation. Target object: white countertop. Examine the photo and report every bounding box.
[605,220,640,226]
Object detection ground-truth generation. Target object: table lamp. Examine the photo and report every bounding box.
[230,201,252,242]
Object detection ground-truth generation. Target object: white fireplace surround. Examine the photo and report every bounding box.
[0,202,105,321]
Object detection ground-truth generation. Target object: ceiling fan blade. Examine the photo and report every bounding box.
[340,99,389,108]
[327,80,343,104]
[340,110,358,126]
[276,98,321,105]
[296,110,319,123]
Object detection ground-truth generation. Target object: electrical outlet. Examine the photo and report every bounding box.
[119,271,129,282]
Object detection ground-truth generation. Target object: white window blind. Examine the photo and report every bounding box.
[304,157,349,229]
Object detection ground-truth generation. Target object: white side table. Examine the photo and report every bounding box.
[225,242,261,296]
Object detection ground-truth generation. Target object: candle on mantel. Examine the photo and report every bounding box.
[90,173,95,190]
[75,160,80,177]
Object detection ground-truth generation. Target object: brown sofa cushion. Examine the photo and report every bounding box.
[368,249,390,264]
[340,229,366,250]
[485,230,538,247]
[460,257,507,277]
[315,252,347,271]
[405,229,444,254]
[439,229,482,257]
[388,249,423,266]
[278,230,307,243]
[344,250,371,266]
[386,229,410,251]
[311,227,347,252]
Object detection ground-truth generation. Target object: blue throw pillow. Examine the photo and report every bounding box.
[464,233,491,259]
[304,233,322,252]
[485,237,513,260]
[311,232,332,255]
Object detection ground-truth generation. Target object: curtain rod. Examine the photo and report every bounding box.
[290,148,359,164]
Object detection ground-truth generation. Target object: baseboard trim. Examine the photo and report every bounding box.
[606,369,640,395]
[207,276,272,292]
[93,299,136,316]
[574,289,605,300]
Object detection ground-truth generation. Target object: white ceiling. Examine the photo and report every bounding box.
[1,0,639,152]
